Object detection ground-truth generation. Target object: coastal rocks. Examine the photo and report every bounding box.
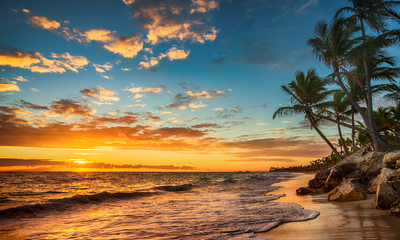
[335,159,357,175]
[296,187,315,195]
[349,151,385,173]
[373,180,400,210]
[369,168,399,194]
[390,200,400,217]
[325,167,346,190]
[308,168,331,189]
[396,160,400,169]
[383,150,400,165]
[328,180,368,202]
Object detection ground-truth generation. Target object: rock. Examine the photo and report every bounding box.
[349,151,385,173]
[383,151,400,165]
[344,170,363,182]
[390,199,400,217]
[369,168,399,194]
[336,159,357,175]
[296,187,314,195]
[396,160,400,169]
[325,167,346,190]
[373,180,400,210]
[308,168,331,189]
[328,180,368,202]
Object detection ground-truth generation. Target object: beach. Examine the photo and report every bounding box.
[256,173,400,240]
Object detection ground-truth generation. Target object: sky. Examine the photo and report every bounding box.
[0,0,397,172]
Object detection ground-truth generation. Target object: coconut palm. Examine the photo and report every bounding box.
[335,0,400,151]
[321,91,352,157]
[307,17,397,151]
[273,69,342,159]
[373,81,400,102]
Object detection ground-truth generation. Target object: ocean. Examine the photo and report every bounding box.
[0,172,318,239]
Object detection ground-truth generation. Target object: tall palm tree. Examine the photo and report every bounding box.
[273,69,342,159]
[335,0,400,151]
[373,81,400,102]
[307,17,398,151]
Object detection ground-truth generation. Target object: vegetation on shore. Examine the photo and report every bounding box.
[272,0,400,169]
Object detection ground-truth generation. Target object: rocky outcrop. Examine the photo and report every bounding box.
[335,159,357,175]
[325,167,346,190]
[369,168,399,194]
[308,168,331,189]
[373,180,400,210]
[396,160,400,169]
[328,180,368,202]
[383,151,400,165]
[348,151,385,173]
[296,187,315,195]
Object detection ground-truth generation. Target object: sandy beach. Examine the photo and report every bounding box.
[256,173,400,240]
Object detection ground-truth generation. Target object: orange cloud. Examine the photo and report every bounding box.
[138,46,190,70]
[50,99,95,117]
[0,47,89,73]
[190,0,219,13]
[103,35,143,58]
[81,29,115,42]
[28,15,60,30]
[81,86,120,102]
[0,83,20,92]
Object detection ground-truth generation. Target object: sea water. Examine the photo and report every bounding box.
[0,172,318,239]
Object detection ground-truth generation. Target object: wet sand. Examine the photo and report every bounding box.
[256,173,400,240]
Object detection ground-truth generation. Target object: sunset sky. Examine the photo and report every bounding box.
[1,0,397,172]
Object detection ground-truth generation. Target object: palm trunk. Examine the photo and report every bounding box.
[307,114,343,160]
[338,120,349,157]
[360,20,386,152]
[351,107,356,152]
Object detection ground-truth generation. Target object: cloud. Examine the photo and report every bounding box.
[103,35,144,58]
[191,123,221,128]
[296,0,319,13]
[167,88,230,109]
[190,0,219,13]
[80,86,120,102]
[92,62,113,73]
[186,89,230,99]
[215,107,242,118]
[124,84,165,93]
[50,99,95,117]
[0,83,20,92]
[28,15,60,30]
[19,100,49,110]
[81,29,115,42]
[129,0,219,45]
[0,47,89,73]
[122,0,136,4]
[138,46,190,70]
[30,88,39,92]
[13,76,29,82]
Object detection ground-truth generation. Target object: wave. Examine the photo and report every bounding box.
[155,183,193,192]
[0,190,160,219]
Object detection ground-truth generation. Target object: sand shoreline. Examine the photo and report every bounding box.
[256,173,400,240]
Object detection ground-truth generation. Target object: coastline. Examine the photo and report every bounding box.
[256,173,400,240]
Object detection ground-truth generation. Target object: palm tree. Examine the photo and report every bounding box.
[335,0,400,151]
[273,69,342,159]
[373,81,400,102]
[321,91,352,157]
[307,17,398,151]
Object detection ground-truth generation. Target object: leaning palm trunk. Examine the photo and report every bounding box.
[307,114,343,160]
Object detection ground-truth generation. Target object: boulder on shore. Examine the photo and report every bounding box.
[369,168,399,194]
[348,151,384,173]
[373,180,400,210]
[296,187,315,195]
[325,167,346,190]
[308,168,331,189]
[328,179,368,202]
[383,150,400,165]
[335,159,357,175]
